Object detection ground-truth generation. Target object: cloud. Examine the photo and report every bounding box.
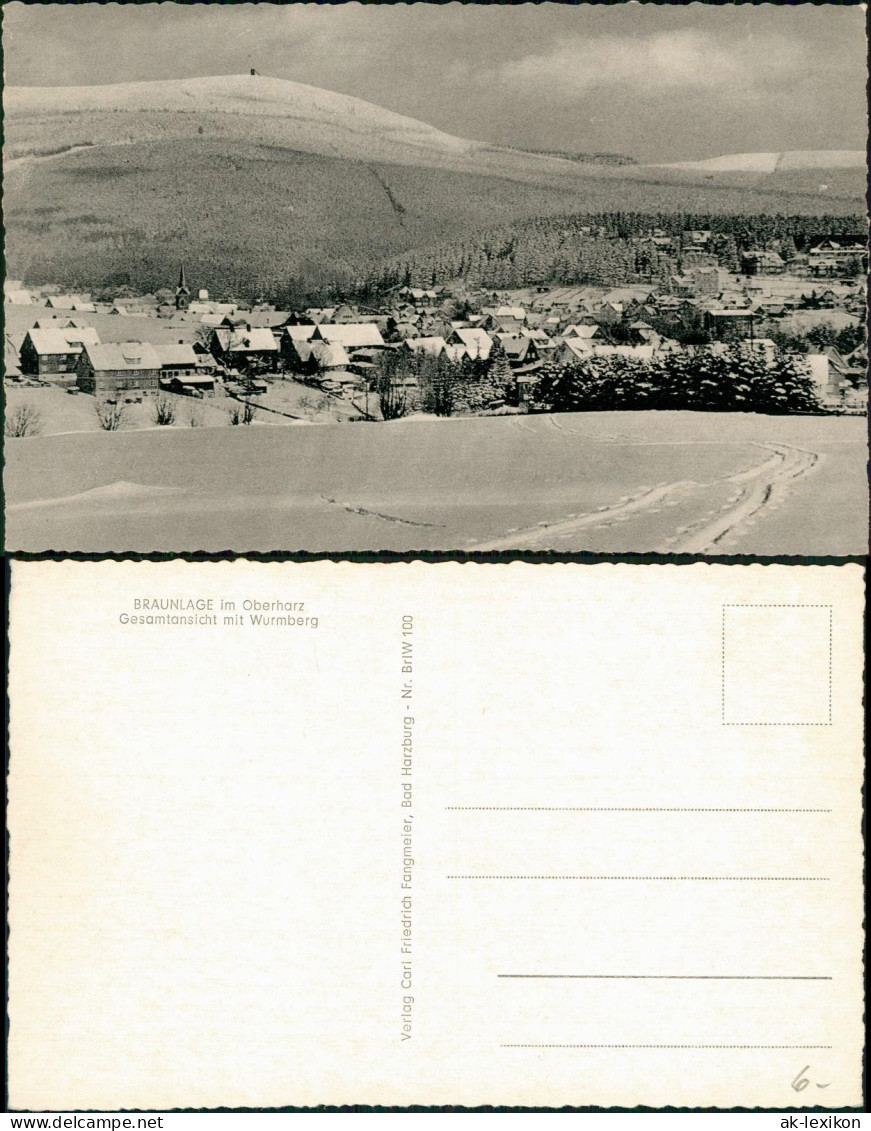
[476,29,807,100]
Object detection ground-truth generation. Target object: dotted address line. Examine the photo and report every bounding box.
[445,807,831,812]
[448,875,829,881]
[501,1044,831,1050]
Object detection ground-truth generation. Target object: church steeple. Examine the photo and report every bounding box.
[175,264,190,310]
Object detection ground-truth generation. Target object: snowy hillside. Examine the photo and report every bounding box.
[652,150,865,174]
[4,74,478,161]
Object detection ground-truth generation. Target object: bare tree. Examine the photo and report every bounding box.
[5,402,43,438]
[94,400,127,431]
[227,399,257,426]
[299,392,333,418]
[151,392,177,426]
[187,404,204,428]
[194,325,215,351]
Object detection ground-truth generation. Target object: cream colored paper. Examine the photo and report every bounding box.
[7,560,863,1110]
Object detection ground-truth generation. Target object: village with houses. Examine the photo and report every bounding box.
[4,228,868,437]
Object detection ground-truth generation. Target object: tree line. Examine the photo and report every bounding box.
[374,344,516,420]
[370,340,832,420]
[530,349,824,415]
[347,211,865,300]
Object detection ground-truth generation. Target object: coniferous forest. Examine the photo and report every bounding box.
[342,212,866,303]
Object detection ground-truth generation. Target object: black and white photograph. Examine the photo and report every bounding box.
[3,1,867,554]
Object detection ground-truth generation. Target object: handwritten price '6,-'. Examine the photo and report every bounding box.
[792,1066,831,1092]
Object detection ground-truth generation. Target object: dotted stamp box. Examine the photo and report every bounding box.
[721,604,832,726]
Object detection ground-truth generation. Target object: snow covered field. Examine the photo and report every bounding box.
[5,409,866,555]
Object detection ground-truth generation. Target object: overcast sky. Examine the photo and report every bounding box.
[3,2,867,160]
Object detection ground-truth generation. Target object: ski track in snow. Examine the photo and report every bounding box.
[665,443,819,554]
[470,442,821,553]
